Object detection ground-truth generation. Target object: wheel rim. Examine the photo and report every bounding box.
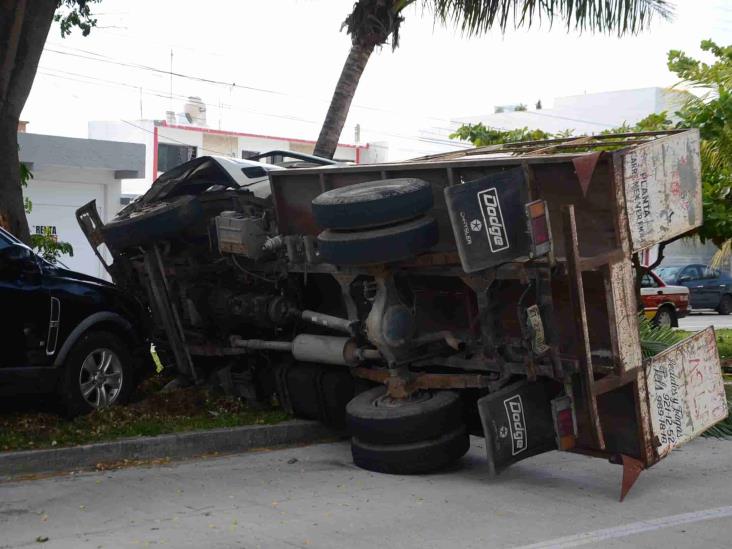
[78,348,124,408]
[657,310,672,328]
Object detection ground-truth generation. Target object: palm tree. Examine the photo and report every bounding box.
[313,0,673,159]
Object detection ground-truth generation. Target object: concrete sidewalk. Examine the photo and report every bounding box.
[1,437,731,548]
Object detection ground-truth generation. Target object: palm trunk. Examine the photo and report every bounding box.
[313,43,374,160]
[0,0,57,243]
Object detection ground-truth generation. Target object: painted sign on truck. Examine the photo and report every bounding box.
[646,326,728,459]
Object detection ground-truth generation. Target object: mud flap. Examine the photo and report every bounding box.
[477,380,558,475]
[444,167,531,273]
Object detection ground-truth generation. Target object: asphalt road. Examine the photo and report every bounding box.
[678,312,732,331]
[2,437,731,549]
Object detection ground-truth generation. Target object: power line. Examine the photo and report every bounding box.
[510,108,617,128]
[43,43,461,126]
[44,48,286,95]
[35,68,469,150]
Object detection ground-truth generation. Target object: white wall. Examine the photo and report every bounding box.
[89,120,155,195]
[23,166,121,280]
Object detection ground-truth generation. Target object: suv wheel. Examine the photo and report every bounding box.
[62,331,135,416]
[718,294,732,315]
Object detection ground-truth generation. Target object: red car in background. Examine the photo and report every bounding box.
[641,270,690,327]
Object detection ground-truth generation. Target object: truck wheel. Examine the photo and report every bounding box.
[653,306,676,328]
[346,386,462,444]
[718,294,732,315]
[101,195,203,249]
[61,331,136,417]
[351,426,470,475]
[312,178,433,230]
[317,216,438,265]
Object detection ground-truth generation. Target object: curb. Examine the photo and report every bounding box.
[0,420,339,480]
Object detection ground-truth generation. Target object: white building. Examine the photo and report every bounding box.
[90,112,386,195]
[451,87,689,136]
[18,131,145,279]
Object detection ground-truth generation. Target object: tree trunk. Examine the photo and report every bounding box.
[313,43,374,160]
[0,112,27,241]
[0,0,57,244]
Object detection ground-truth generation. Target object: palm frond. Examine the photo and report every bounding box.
[427,0,673,37]
[710,239,732,270]
[638,314,683,358]
[704,408,732,439]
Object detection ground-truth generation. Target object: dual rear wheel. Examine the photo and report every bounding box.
[346,386,470,474]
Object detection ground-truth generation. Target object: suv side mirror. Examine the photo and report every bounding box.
[0,244,40,281]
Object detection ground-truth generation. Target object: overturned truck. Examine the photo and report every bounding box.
[79,129,727,498]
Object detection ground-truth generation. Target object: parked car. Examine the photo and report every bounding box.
[640,270,690,327]
[0,227,152,415]
[656,263,732,314]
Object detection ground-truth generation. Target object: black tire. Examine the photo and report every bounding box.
[317,216,438,265]
[351,426,470,475]
[653,306,676,328]
[61,331,136,417]
[346,386,462,444]
[312,178,433,230]
[101,195,203,249]
[718,294,732,315]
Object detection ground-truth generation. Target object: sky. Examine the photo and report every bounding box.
[21,0,732,158]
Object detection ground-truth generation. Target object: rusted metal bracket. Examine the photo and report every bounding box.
[351,368,493,399]
[613,454,645,502]
[143,245,198,382]
[562,205,605,450]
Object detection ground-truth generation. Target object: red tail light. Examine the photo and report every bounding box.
[526,200,552,257]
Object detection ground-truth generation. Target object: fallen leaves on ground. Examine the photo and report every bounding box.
[0,376,289,452]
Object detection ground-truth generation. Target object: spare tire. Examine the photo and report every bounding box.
[351,426,470,475]
[346,386,462,444]
[312,178,433,230]
[317,216,438,265]
[102,195,203,249]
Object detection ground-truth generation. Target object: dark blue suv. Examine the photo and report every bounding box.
[0,227,152,415]
[656,263,732,314]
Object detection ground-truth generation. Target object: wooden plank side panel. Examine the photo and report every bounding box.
[622,129,702,251]
[605,260,643,374]
[562,205,605,450]
[646,327,728,459]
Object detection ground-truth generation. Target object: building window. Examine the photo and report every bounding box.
[241,150,260,160]
[158,143,197,173]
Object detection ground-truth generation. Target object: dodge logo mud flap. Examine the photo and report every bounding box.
[444,167,531,273]
[477,380,558,476]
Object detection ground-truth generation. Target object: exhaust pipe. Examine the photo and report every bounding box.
[230,334,381,366]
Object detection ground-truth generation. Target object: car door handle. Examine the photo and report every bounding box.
[695,286,703,288]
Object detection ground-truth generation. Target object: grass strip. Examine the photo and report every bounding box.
[0,377,288,453]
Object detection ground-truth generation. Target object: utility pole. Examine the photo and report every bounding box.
[170,49,174,112]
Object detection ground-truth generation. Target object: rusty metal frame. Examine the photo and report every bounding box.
[351,367,494,398]
[561,205,605,450]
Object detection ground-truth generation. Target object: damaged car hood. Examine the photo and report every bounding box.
[120,155,282,217]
